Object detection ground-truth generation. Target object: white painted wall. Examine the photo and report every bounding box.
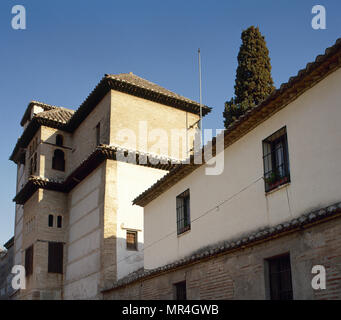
[116,161,167,280]
[144,67,341,269]
[64,166,102,300]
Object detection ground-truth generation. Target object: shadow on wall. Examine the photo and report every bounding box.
[116,237,144,280]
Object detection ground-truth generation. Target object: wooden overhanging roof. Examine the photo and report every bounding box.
[133,37,341,207]
[4,236,14,250]
[13,145,178,205]
[10,73,211,162]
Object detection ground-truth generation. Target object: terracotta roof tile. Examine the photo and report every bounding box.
[35,107,74,124]
[102,201,341,292]
[107,72,203,107]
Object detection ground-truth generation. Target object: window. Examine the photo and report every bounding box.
[52,149,65,171]
[33,153,37,173]
[174,281,187,300]
[48,214,54,227]
[48,242,63,274]
[29,158,33,175]
[57,215,62,228]
[266,254,293,300]
[25,245,33,277]
[96,123,101,146]
[126,231,138,251]
[56,135,63,147]
[176,189,191,235]
[263,127,290,192]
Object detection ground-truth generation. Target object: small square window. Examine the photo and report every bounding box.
[176,189,190,235]
[126,231,138,251]
[174,281,187,300]
[266,254,293,300]
[263,127,290,192]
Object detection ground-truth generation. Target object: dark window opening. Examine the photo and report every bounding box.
[174,281,187,300]
[176,189,191,235]
[263,127,290,192]
[267,254,293,300]
[56,135,63,147]
[25,245,33,277]
[48,242,63,274]
[48,214,54,227]
[33,153,37,174]
[57,215,62,228]
[96,123,101,146]
[126,231,138,251]
[52,149,65,172]
[29,158,33,175]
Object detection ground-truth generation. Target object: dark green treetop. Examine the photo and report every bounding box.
[223,26,275,128]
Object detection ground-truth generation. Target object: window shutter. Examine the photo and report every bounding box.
[48,242,63,274]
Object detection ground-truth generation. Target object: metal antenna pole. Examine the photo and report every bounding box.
[198,48,203,146]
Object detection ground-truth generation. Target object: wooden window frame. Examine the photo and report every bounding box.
[126,230,138,251]
[263,127,290,192]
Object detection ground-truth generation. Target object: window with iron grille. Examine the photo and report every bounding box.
[48,242,63,274]
[176,189,190,235]
[174,281,187,300]
[267,254,293,300]
[263,127,290,192]
[25,245,33,277]
[126,231,138,251]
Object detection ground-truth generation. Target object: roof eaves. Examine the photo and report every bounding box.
[133,37,341,207]
[102,201,341,292]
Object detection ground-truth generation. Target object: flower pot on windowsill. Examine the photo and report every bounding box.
[268,176,288,190]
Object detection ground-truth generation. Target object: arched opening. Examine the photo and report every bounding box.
[56,134,64,147]
[48,214,54,227]
[57,215,62,228]
[52,149,65,171]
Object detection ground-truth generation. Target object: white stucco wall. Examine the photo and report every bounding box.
[64,166,102,299]
[144,67,341,269]
[116,161,167,280]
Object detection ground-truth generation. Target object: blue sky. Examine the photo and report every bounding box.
[0,0,340,246]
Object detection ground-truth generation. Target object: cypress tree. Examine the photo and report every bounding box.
[223,26,275,128]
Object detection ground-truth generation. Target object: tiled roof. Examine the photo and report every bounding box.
[133,37,341,207]
[35,107,74,124]
[102,201,341,292]
[107,72,205,108]
[20,101,72,126]
[11,73,211,162]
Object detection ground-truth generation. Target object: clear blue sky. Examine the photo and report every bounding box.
[0,0,340,246]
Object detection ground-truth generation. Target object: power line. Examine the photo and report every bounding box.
[115,176,264,266]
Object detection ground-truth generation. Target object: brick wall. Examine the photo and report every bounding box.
[103,216,341,300]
